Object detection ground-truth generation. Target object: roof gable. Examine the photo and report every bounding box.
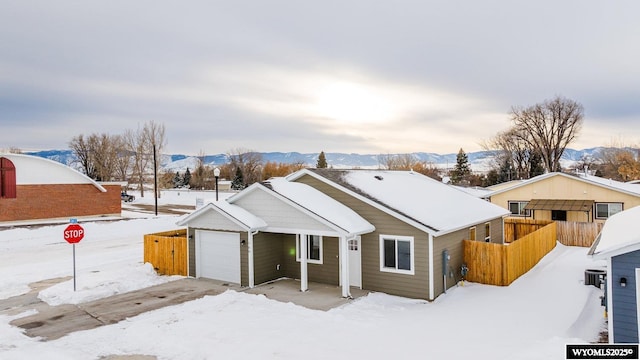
[488,172,640,199]
[227,180,374,236]
[176,201,267,231]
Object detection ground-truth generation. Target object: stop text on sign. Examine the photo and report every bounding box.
[64,224,85,244]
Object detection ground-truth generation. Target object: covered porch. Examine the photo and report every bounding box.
[524,199,594,222]
[177,178,375,299]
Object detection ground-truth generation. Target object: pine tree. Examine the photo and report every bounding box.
[316,151,328,168]
[231,167,245,190]
[173,171,182,188]
[450,148,471,185]
[183,168,192,188]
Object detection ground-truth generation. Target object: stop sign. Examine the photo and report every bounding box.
[64,223,85,244]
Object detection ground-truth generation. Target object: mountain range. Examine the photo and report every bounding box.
[23,148,607,173]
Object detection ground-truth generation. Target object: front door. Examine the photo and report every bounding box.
[348,237,362,288]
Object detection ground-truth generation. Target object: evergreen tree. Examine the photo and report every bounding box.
[528,151,545,178]
[173,171,182,188]
[498,157,515,183]
[231,167,245,190]
[316,151,328,168]
[450,148,471,185]
[183,168,192,188]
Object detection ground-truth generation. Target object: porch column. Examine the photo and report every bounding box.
[300,234,308,292]
[340,236,350,298]
[248,230,256,288]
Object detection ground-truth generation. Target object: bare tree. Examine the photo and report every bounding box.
[483,128,544,180]
[69,134,97,179]
[144,120,167,199]
[227,148,263,186]
[123,127,149,196]
[510,96,584,172]
[113,135,132,182]
[378,154,419,170]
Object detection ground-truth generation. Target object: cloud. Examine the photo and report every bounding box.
[1,1,639,155]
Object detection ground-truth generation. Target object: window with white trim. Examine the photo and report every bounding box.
[379,235,414,275]
[484,222,491,242]
[595,203,623,219]
[469,227,476,241]
[296,235,323,264]
[508,201,530,216]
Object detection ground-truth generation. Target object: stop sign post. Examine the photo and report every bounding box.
[64,219,84,291]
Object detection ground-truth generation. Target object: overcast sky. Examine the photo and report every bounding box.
[1,1,639,155]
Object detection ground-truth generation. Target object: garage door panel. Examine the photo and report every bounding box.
[196,230,241,284]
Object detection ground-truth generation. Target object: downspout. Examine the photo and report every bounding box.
[429,233,434,301]
[248,230,258,288]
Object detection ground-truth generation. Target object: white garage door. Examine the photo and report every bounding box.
[196,230,241,284]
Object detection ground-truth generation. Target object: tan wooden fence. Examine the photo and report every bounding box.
[144,229,188,276]
[556,221,603,247]
[504,218,553,243]
[463,221,557,286]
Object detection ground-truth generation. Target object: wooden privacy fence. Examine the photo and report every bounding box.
[464,221,557,286]
[144,229,188,276]
[556,221,603,247]
[504,218,553,243]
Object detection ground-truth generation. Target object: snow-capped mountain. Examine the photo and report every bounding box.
[23,148,608,173]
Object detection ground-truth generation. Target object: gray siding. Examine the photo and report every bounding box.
[281,235,340,285]
[253,232,286,285]
[296,174,430,299]
[612,250,640,343]
[433,228,466,295]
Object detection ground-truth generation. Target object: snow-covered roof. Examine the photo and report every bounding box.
[176,201,267,231]
[590,205,640,259]
[487,172,640,198]
[452,185,493,198]
[576,173,640,196]
[262,178,375,235]
[292,169,509,235]
[0,153,106,192]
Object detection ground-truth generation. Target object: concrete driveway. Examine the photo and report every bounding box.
[4,277,369,342]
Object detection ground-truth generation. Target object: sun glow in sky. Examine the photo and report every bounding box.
[314,81,396,125]
[1,1,639,155]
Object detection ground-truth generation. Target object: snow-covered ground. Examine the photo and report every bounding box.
[0,190,607,359]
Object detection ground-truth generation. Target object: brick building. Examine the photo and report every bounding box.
[0,153,121,222]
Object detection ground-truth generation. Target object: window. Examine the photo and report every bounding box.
[508,201,530,216]
[595,203,623,219]
[551,210,567,221]
[379,235,414,275]
[296,235,323,264]
[469,227,476,241]
[0,157,17,199]
[484,222,491,242]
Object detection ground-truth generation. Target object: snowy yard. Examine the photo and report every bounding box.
[0,191,606,359]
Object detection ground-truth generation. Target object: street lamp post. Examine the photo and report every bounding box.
[214,167,220,201]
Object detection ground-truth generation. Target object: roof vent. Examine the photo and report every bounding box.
[374,175,384,181]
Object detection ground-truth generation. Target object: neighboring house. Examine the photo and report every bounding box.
[0,153,121,222]
[485,172,640,223]
[177,169,510,300]
[589,205,640,343]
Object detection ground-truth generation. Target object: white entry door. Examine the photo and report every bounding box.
[349,237,362,288]
[196,230,241,284]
